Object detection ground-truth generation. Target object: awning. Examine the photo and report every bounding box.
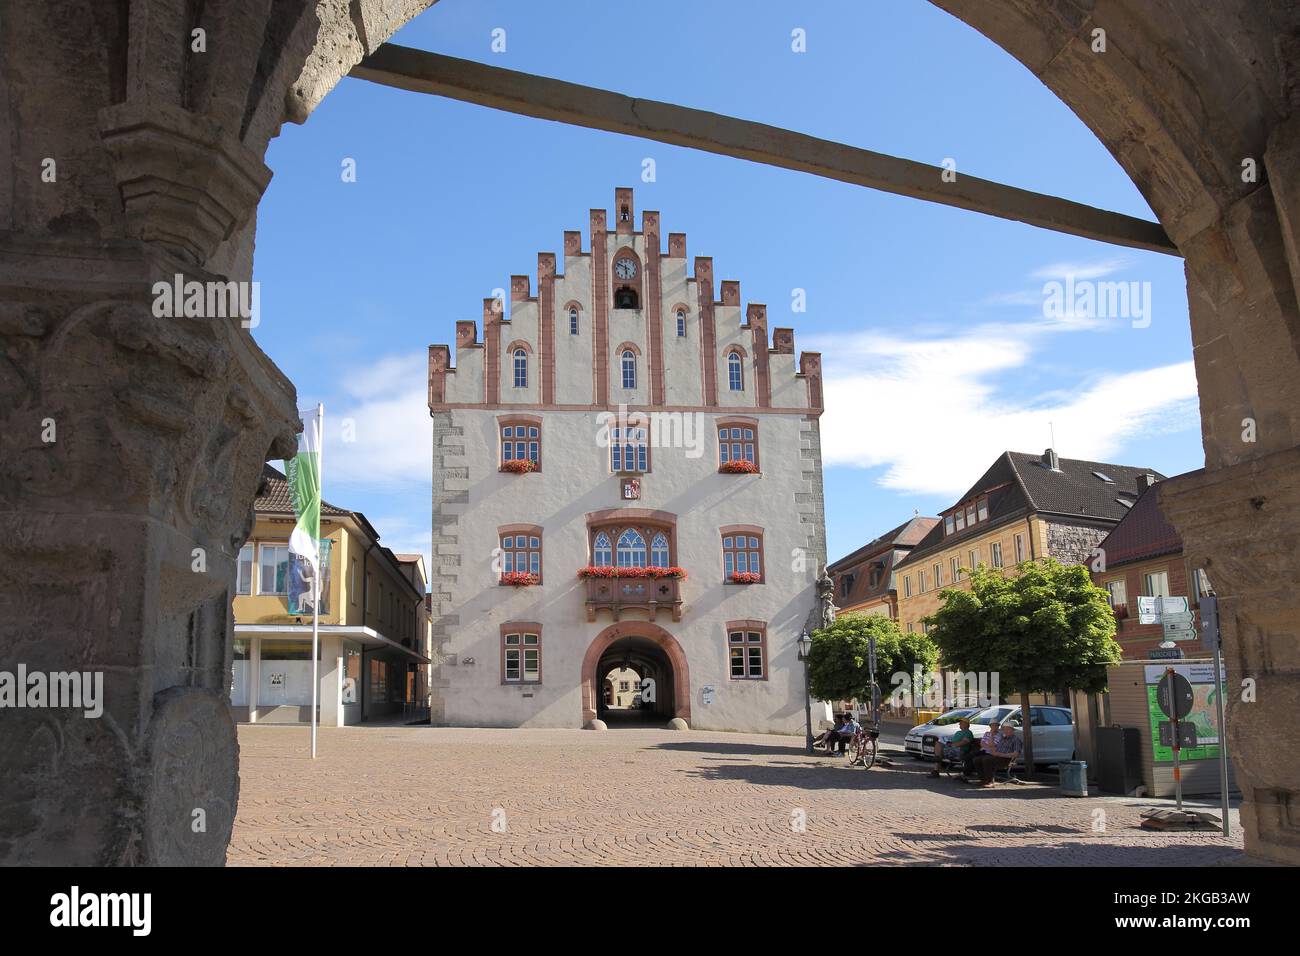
[233,624,430,664]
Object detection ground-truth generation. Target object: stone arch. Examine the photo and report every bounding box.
[581,622,691,726]
[7,0,1300,864]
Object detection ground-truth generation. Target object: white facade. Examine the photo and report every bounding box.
[427,189,827,733]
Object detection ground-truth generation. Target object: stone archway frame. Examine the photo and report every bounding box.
[581,622,691,727]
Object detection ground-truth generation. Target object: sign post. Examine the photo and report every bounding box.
[1202,593,1230,837]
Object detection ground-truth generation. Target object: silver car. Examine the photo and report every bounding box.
[905,704,1076,766]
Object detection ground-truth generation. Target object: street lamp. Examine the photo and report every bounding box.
[797,628,813,753]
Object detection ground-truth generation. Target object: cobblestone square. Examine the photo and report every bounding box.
[229,725,1245,866]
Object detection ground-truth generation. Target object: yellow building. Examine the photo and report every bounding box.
[894,449,1163,638]
[231,465,430,725]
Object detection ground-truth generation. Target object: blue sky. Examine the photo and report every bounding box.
[252,0,1203,573]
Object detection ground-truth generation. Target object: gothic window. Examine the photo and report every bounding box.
[593,532,613,566]
[616,529,647,568]
[650,532,670,567]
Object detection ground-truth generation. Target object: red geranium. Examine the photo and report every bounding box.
[577,566,687,580]
[730,571,761,584]
[719,459,759,474]
[500,459,538,474]
[500,571,539,587]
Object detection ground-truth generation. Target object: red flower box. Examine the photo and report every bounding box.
[577,565,687,581]
[500,459,538,474]
[719,459,759,474]
[500,571,539,587]
[730,571,761,584]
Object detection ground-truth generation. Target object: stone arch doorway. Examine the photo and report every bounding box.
[6,0,1300,864]
[581,623,690,728]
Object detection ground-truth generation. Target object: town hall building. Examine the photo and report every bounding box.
[426,188,827,733]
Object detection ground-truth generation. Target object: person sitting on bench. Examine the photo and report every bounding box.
[824,712,860,755]
[976,721,1023,785]
[929,717,976,777]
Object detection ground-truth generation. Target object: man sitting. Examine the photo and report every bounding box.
[976,721,1024,785]
[929,717,976,777]
[824,712,861,755]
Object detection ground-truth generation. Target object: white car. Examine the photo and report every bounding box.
[904,704,1076,766]
[901,707,982,757]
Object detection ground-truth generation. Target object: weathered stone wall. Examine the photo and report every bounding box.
[1043,521,1108,568]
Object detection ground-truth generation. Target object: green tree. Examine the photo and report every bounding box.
[925,558,1122,774]
[807,614,938,711]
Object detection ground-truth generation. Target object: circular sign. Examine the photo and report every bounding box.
[1156,672,1194,720]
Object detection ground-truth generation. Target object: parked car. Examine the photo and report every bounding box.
[902,707,982,757]
[904,704,1076,767]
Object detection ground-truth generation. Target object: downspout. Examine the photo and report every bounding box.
[359,540,377,721]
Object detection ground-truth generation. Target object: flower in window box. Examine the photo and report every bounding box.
[500,571,539,587]
[500,459,538,475]
[719,459,759,474]
[1112,603,1128,620]
[577,565,687,581]
[730,571,761,584]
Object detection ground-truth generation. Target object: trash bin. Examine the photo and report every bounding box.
[1059,760,1088,797]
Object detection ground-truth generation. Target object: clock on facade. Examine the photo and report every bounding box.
[614,257,637,279]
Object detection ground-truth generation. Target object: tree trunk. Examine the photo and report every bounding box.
[1019,689,1034,779]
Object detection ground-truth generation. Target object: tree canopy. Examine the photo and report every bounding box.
[925,558,1122,696]
[807,613,938,704]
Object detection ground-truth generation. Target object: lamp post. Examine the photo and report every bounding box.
[798,628,813,753]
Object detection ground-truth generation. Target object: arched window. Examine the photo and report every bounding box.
[616,529,647,567]
[513,349,528,388]
[593,532,613,567]
[676,309,686,337]
[569,306,579,335]
[621,350,637,389]
[650,532,670,567]
[727,351,743,391]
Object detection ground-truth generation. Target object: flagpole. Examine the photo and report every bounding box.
[311,402,323,760]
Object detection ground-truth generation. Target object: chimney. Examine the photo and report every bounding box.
[1042,448,1061,472]
[1136,473,1159,493]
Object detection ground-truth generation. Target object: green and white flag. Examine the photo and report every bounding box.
[284,405,323,581]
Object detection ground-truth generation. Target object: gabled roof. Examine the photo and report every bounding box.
[897,449,1163,568]
[828,515,940,609]
[254,465,424,600]
[255,464,350,517]
[827,515,938,573]
[1093,479,1184,568]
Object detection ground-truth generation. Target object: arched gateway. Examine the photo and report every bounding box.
[581,623,690,728]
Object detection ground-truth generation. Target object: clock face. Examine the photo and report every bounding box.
[614,257,637,280]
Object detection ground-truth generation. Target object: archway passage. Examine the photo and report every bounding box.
[582,623,690,728]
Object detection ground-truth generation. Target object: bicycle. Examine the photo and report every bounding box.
[843,726,879,769]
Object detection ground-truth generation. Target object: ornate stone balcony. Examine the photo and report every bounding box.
[584,576,682,622]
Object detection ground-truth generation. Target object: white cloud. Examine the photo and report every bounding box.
[326,352,431,492]
[1030,257,1129,281]
[817,326,1198,498]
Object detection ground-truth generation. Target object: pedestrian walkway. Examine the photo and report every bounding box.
[229,725,1246,866]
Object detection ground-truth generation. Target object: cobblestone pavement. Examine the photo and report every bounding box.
[228,725,1246,866]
